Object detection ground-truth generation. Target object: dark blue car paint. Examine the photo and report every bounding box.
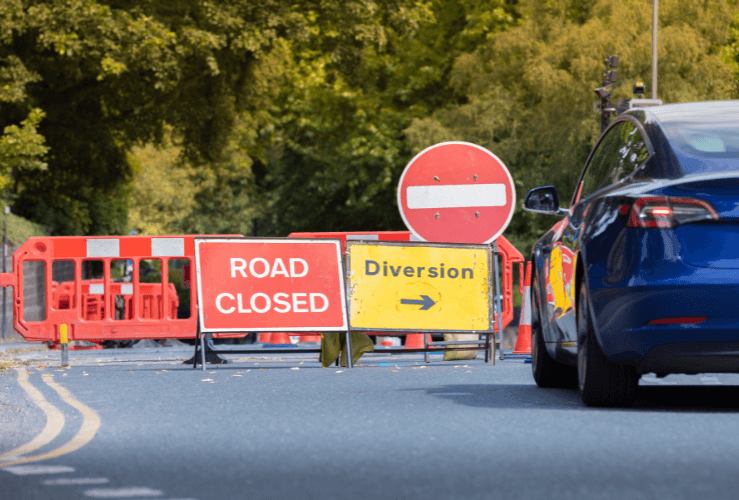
[529,101,739,375]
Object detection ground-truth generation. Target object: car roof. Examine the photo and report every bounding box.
[631,101,739,178]
[640,100,739,123]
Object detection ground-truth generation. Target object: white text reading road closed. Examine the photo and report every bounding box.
[215,257,329,315]
[215,292,329,314]
[230,257,308,278]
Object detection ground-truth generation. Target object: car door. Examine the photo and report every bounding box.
[546,118,649,346]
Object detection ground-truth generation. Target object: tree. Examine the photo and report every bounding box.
[244,0,520,237]
[405,0,736,253]
[127,141,197,236]
[2,0,396,235]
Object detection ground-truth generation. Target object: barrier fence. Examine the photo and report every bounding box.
[0,233,529,367]
[289,231,525,357]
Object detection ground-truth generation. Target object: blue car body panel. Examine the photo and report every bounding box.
[529,101,739,374]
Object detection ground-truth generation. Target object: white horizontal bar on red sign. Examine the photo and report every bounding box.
[406,184,507,209]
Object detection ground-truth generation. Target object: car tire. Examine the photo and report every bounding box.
[577,282,638,407]
[531,279,577,388]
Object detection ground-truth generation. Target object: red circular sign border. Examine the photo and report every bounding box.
[397,141,516,244]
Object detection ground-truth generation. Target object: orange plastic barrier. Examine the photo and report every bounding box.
[0,235,238,343]
[51,281,178,321]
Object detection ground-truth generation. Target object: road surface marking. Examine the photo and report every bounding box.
[700,376,722,384]
[44,477,109,485]
[406,184,506,209]
[0,373,101,467]
[0,369,65,463]
[84,487,164,497]
[2,465,75,475]
[641,376,677,385]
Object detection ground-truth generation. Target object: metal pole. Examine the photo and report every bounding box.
[344,328,353,369]
[652,0,658,99]
[60,323,69,367]
[2,206,6,340]
[191,327,200,369]
[424,333,429,363]
[493,240,504,362]
[342,250,354,369]
[200,330,207,371]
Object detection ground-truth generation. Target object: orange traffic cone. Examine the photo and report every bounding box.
[257,332,271,343]
[404,333,431,349]
[300,334,322,342]
[268,332,293,346]
[512,261,533,354]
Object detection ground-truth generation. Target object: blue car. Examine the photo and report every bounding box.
[523,101,739,407]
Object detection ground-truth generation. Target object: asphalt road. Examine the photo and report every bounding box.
[2,343,739,500]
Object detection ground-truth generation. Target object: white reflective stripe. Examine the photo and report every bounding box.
[120,284,133,295]
[87,239,119,258]
[409,233,423,241]
[346,234,379,241]
[82,487,164,498]
[3,465,75,475]
[44,478,109,486]
[406,184,507,209]
[521,286,532,326]
[88,284,104,295]
[151,238,184,257]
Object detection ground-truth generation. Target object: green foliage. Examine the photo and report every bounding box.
[249,0,520,237]
[127,142,197,236]
[6,211,48,244]
[0,0,327,235]
[405,0,737,254]
[3,0,739,260]
[0,108,48,203]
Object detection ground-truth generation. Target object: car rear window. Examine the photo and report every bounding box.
[660,116,739,159]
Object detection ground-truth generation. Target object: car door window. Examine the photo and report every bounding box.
[612,122,649,182]
[577,121,648,202]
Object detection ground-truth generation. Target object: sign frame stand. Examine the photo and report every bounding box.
[342,252,354,369]
[344,327,354,369]
[184,321,230,370]
[492,239,504,363]
[346,240,495,362]
[189,237,351,369]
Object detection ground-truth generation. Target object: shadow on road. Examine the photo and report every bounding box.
[425,384,739,412]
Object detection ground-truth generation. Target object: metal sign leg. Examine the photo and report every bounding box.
[189,327,200,369]
[199,329,207,371]
[484,333,490,363]
[493,239,505,363]
[424,334,430,363]
[345,328,353,369]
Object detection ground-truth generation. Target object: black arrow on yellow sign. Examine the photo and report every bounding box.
[400,295,436,311]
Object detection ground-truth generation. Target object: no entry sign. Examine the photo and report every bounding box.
[397,142,515,244]
[195,238,348,332]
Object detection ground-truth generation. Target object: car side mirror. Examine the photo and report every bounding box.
[523,186,569,215]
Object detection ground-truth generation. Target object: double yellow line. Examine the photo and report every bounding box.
[0,368,101,467]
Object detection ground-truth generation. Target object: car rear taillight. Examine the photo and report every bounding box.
[626,197,719,228]
[647,316,707,325]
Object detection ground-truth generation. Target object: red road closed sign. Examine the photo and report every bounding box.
[195,238,348,332]
[397,142,516,244]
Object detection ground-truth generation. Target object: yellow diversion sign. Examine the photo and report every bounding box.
[346,241,492,332]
